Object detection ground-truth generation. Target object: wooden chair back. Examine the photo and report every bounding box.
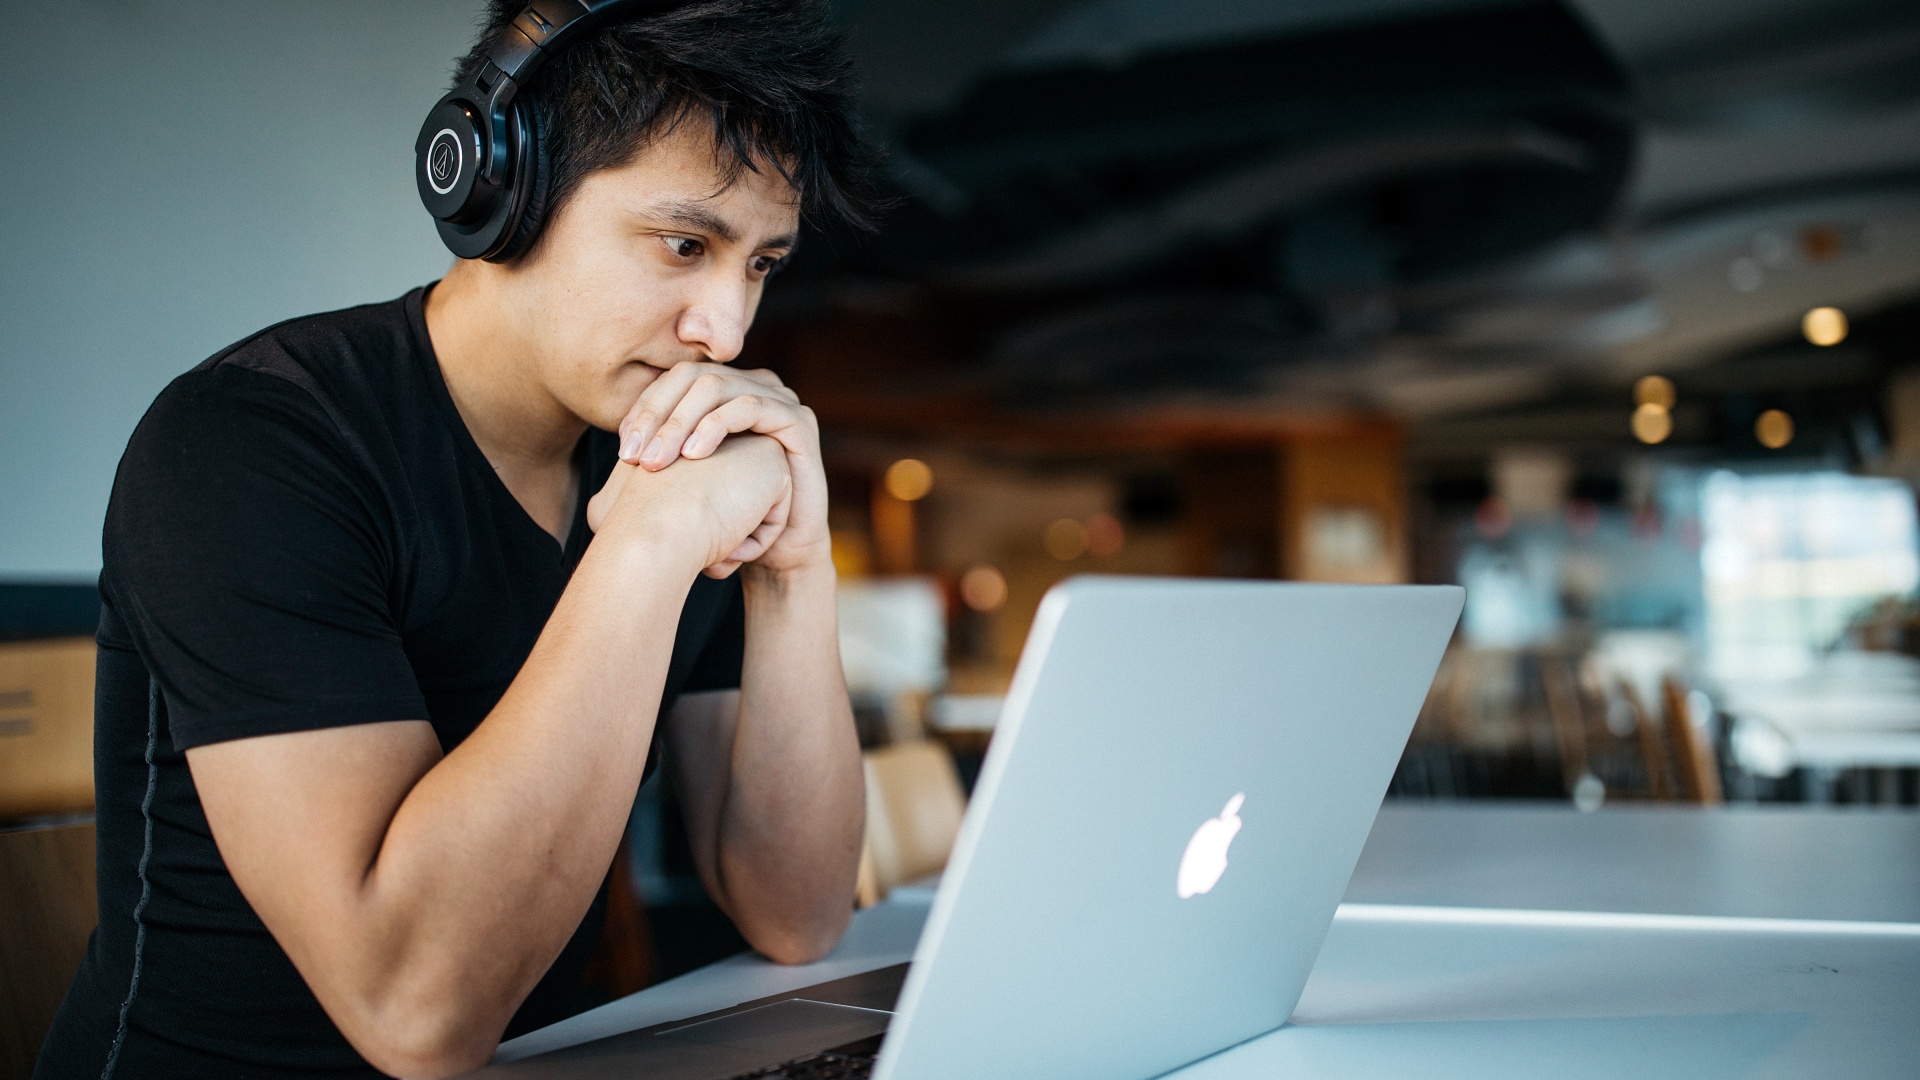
[1615,674,1725,805]
[0,821,97,1078]
[581,845,656,1000]
[1661,675,1724,804]
[856,740,966,907]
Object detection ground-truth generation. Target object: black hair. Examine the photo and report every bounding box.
[456,0,887,257]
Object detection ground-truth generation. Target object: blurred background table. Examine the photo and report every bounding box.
[1349,802,1920,922]
[1723,653,1920,800]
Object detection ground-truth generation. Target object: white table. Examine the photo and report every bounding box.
[1200,914,1920,1079]
[1344,803,1920,922]
[498,804,1920,1077]
[1723,653,1920,779]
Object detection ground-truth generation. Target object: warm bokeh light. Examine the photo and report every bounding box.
[959,563,1008,612]
[1631,403,1672,445]
[1799,225,1844,264]
[1043,517,1088,560]
[1755,409,1794,449]
[884,458,934,501]
[1474,497,1511,540]
[1633,375,1675,409]
[829,529,872,579]
[1802,306,1848,347]
[1084,512,1125,558]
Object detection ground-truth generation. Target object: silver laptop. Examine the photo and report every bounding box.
[480,576,1463,1080]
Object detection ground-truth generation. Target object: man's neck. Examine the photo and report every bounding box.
[424,262,587,472]
[424,261,586,545]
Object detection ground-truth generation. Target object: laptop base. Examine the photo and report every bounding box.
[472,964,907,1079]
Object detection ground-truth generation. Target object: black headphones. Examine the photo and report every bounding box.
[416,0,692,262]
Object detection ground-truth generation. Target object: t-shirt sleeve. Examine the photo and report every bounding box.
[104,365,427,751]
[679,575,745,695]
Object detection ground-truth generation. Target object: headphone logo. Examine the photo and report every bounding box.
[427,129,463,194]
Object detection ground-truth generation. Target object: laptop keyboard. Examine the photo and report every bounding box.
[726,1034,882,1079]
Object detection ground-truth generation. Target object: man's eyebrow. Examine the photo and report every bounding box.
[643,201,798,253]
[647,200,740,244]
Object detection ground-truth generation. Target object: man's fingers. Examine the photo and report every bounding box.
[619,364,801,464]
[641,373,742,469]
[680,397,813,462]
[737,489,792,558]
[740,369,800,404]
[710,477,792,572]
[709,520,775,571]
[619,361,707,462]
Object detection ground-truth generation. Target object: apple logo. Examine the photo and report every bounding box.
[1177,793,1245,899]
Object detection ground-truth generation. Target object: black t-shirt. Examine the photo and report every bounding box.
[35,287,745,1080]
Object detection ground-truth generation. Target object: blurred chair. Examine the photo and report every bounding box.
[1615,675,1725,805]
[582,845,656,1000]
[1661,675,1724,805]
[0,637,97,823]
[856,740,967,908]
[1617,679,1677,801]
[1541,652,1586,785]
[1,821,97,1078]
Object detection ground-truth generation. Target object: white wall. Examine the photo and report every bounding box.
[0,0,486,579]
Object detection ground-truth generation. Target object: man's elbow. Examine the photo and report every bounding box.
[756,933,837,967]
[748,906,853,966]
[338,997,501,1080]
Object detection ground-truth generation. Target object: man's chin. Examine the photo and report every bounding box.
[576,398,632,433]
[590,364,667,431]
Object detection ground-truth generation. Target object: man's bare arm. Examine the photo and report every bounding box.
[628,361,864,958]
[664,564,863,964]
[187,437,790,1080]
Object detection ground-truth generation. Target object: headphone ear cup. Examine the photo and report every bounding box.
[487,100,553,263]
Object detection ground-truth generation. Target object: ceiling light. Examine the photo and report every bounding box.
[1633,375,1675,409]
[884,458,934,502]
[1802,307,1847,347]
[1631,403,1672,445]
[1755,409,1794,449]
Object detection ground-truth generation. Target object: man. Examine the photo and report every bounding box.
[36,2,885,1077]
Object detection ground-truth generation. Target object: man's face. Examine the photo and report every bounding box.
[501,123,801,432]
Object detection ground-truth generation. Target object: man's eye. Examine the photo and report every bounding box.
[750,254,788,276]
[664,236,704,259]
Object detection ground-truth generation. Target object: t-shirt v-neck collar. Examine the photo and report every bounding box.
[406,285,592,566]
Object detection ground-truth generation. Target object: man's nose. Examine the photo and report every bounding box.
[677,276,751,363]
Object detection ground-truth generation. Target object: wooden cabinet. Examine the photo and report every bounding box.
[0,637,96,822]
[1279,428,1409,584]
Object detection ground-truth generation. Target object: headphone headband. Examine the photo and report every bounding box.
[417,0,693,261]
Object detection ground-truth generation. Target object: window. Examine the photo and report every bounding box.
[1700,471,1919,682]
